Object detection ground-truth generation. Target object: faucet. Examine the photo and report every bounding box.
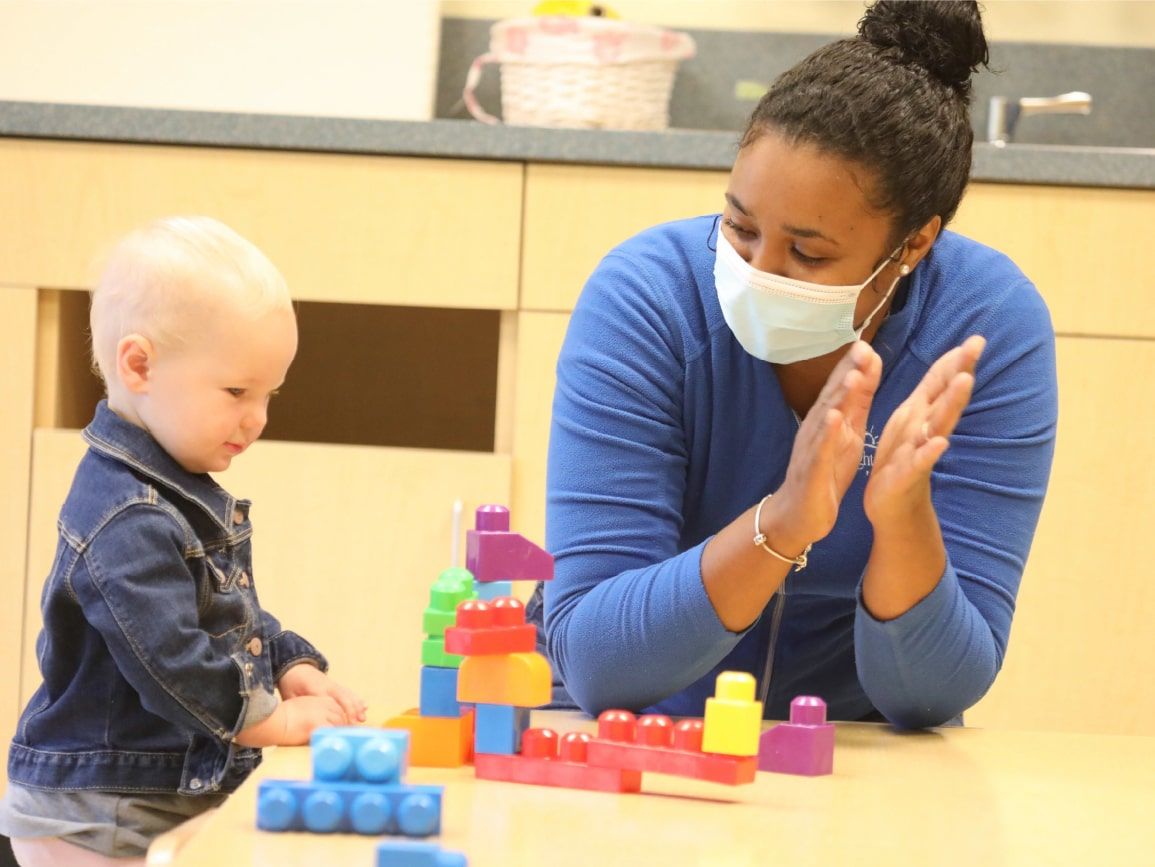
[986,91,1093,146]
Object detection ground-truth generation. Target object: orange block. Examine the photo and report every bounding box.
[382,707,474,768]
[457,651,552,707]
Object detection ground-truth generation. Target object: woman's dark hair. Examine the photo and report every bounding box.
[742,1,990,241]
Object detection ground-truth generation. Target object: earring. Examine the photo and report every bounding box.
[900,264,911,275]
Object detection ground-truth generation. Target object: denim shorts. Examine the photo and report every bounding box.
[0,784,226,858]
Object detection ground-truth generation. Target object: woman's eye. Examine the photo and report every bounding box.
[791,246,826,266]
[724,217,756,239]
[226,388,245,397]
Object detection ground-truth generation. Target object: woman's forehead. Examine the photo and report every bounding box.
[727,132,891,244]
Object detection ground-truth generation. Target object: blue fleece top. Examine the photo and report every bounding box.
[539,216,1057,729]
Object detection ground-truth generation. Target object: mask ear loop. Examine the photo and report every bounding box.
[856,253,913,336]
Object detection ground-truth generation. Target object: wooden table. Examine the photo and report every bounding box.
[168,712,1155,866]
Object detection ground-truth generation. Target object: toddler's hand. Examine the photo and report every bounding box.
[278,664,368,724]
[279,695,348,745]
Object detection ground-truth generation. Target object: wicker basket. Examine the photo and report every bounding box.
[463,16,696,131]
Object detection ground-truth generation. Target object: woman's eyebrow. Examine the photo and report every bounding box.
[782,223,840,245]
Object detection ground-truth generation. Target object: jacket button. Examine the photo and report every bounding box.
[232,508,245,525]
[247,637,263,656]
[189,778,203,790]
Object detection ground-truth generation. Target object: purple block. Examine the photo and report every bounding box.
[758,696,834,776]
[466,507,555,584]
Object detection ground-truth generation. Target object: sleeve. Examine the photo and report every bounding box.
[543,252,744,715]
[854,279,1059,728]
[259,609,329,681]
[73,506,276,741]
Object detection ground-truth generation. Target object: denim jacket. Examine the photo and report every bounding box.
[8,401,327,796]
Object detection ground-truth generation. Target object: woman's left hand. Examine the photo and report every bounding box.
[277,663,368,724]
[864,335,985,527]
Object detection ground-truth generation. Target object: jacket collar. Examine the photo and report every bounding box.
[83,400,248,533]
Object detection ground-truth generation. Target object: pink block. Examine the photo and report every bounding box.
[466,531,554,583]
[758,696,834,776]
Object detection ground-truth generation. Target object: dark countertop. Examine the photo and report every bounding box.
[2,101,1152,190]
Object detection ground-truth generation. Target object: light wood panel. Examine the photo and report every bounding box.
[0,139,522,309]
[520,164,726,311]
[951,184,1154,338]
[22,431,511,722]
[169,715,1155,867]
[968,336,1155,735]
[510,311,570,548]
[0,286,36,797]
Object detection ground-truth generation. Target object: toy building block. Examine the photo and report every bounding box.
[376,840,468,867]
[421,636,463,670]
[444,598,536,656]
[311,728,409,784]
[586,711,757,786]
[419,666,464,718]
[473,703,531,755]
[758,695,835,777]
[256,779,443,836]
[474,728,642,794]
[382,709,474,768]
[457,651,551,707]
[474,579,512,601]
[466,505,555,584]
[422,568,476,638]
[701,671,763,757]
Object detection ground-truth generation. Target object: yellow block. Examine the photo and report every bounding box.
[701,671,762,757]
[457,651,552,707]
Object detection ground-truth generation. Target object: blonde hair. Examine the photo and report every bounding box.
[90,216,292,385]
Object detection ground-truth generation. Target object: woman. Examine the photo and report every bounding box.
[527,0,1057,728]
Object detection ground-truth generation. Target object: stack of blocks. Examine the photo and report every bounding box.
[385,505,555,768]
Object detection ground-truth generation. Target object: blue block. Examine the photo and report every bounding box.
[310,727,409,784]
[474,703,530,755]
[473,580,513,601]
[419,666,463,718]
[376,840,468,867]
[257,779,443,836]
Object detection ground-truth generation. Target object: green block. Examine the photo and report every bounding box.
[422,567,477,637]
[422,636,463,669]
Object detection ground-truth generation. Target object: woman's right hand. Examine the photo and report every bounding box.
[762,340,883,553]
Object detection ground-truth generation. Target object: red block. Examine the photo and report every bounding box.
[444,598,537,656]
[474,728,642,794]
[585,711,757,786]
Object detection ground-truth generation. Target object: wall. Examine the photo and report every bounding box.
[0,1,441,119]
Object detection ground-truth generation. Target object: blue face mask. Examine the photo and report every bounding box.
[714,229,910,364]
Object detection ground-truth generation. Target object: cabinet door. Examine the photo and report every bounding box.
[952,184,1153,339]
[0,286,36,794]
[968,336,1155,735]
[0,139,523,309]
[22,432,512,721]
[521,165,727,312]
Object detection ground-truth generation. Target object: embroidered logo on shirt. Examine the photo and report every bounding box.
[858,426,879,476]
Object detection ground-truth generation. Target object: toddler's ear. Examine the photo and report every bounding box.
[116,334,154,393]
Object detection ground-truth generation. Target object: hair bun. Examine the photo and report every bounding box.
[858,0,989,96]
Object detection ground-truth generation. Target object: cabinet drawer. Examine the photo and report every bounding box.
[0,139,523,310]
